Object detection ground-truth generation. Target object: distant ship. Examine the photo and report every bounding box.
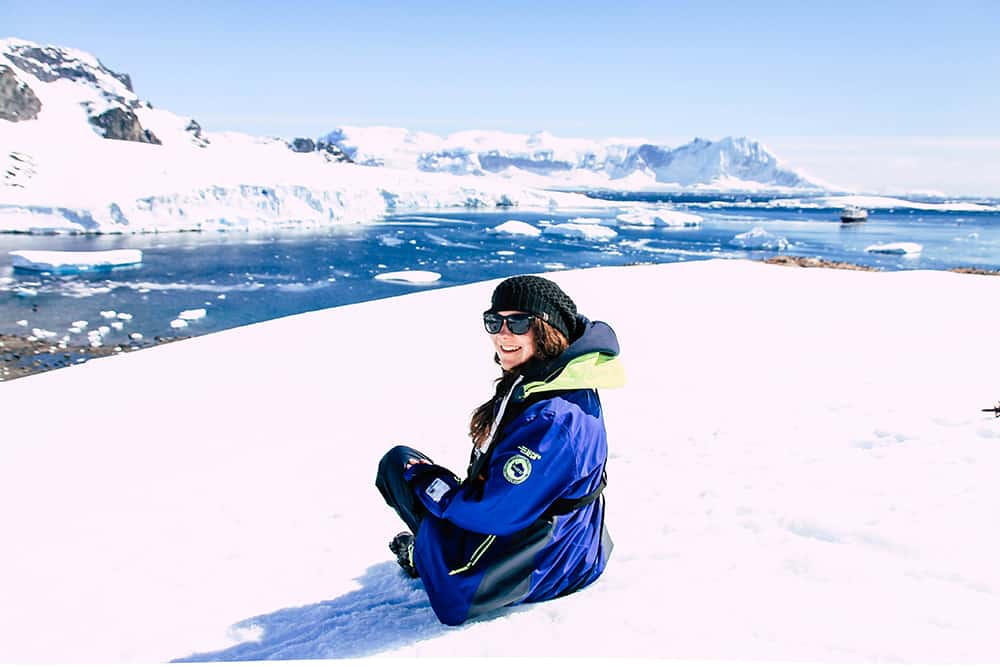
[840,205,869,223]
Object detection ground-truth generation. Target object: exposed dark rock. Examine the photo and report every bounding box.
[288,137,352,162]
[0,65,42,122]
[89,107,161,144]
[763,256,881,271]
[6,44,133,91]
[317,140,352,162]
[185,119,209,146]
[290,137,315,153]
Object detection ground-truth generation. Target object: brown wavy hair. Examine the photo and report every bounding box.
[469,317,570,448]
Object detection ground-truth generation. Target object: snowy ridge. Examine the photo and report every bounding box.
[322,126,819,191]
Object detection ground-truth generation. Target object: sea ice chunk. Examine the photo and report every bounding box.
[178,309,207,321]
[865,242,922,255]
[616,208,702,227]
[170,319,189,329]
[487,220,542,237]
[9,249,142,273]
[730,226,790,251]
[374,270,442,284]
[542,222,618,240]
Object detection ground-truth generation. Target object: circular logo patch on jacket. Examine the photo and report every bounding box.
[503,455,532,484]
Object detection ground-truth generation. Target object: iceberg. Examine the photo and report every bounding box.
[9,249,142,273]
[487,220,542,237]
[178,309,207,321]
[542,222,618,240]
[865,242,922,255]
[730,226,790,251]
[615,208,703,227]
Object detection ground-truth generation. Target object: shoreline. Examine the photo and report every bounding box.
[2,256,997,383]
[762,255,1000,275]
[0,333,188,382]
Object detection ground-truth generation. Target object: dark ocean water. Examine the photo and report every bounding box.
[2,194,998,373]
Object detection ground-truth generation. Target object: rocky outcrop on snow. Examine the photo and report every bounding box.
[3,42,133,90]
[0,65,42,122]
[1,38,163,145]
[289,137,352,162]
[90,106,161,144]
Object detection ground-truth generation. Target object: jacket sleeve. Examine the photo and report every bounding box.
[406,407,580,536]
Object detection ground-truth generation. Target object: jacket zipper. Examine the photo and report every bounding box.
[448,534,496,575]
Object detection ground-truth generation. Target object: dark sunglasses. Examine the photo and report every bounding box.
[483,312,534,335]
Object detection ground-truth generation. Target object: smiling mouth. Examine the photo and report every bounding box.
[500,345,521,353]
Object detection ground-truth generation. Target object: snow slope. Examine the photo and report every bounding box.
[2,261,999,663]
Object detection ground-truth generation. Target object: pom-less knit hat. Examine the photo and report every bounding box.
[488,275,577,339]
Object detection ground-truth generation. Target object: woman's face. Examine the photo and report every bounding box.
[491,310,537,371]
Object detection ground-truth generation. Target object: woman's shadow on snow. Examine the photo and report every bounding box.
[173,561,511,661]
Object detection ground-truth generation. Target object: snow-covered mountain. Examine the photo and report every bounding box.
[0,38,599,234]
[321,127,820,191]
[1,37,824,234]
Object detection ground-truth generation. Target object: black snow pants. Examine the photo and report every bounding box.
[376,445,435,534]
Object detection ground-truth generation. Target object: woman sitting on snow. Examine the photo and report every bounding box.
[376,274,624,625]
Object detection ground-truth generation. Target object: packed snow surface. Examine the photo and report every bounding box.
[2,261,1000,663]
[8,249,142,272]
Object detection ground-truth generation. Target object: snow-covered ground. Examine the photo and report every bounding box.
[2,260,999,663]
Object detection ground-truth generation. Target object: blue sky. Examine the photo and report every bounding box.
[5,1,999,194]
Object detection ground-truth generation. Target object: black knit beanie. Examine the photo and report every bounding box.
[488,275,577,339]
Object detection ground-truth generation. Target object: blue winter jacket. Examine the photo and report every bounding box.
[404,315,624,625]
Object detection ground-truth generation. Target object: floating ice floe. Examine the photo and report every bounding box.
[730,226,790,251]
[374,270,443,284]
[487,220,541,237]
[9,249,143,273]
[542,222,618,240]
[170,319,189,329]
[178,309,207,321]
[100,310,118,319]
[569,217,604,224]
[865,242,923,255]
[616,208,703,227]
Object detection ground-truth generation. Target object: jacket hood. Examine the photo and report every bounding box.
[516,315,625,400]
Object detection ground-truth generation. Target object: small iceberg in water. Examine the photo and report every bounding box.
[730,226,790,251]
[9,249,143,273]
[487,220,541,237]
[865,242,922,255]
[374,270,442,284]
[542,222,617,240]
[616,207,702,227]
